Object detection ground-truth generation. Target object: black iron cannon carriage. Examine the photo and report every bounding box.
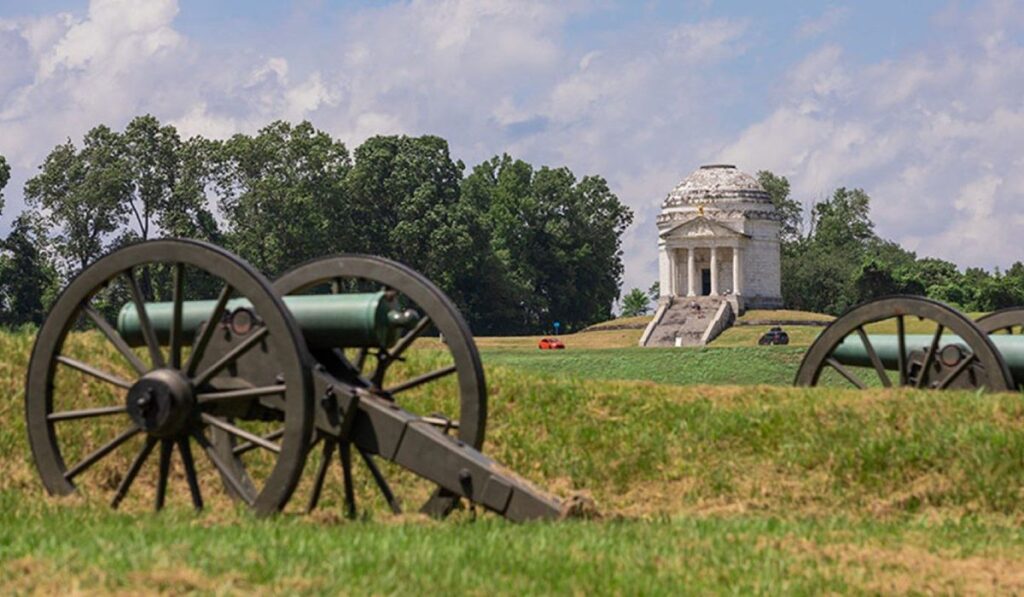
[794,295,1024,392]
[24,239,566,520]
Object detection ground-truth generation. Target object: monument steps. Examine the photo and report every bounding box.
[641,296,734,347]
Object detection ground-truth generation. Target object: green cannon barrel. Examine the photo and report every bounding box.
[117,292,411,349]
[832,334,1024,382]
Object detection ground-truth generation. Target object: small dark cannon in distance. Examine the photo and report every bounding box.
[795,296,1024,392]
[26,239,567,520]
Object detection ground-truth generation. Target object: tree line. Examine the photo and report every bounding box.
[619,171,1024,318]
[0,116,633,334]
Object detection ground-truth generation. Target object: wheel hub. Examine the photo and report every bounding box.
[126,369,195,437]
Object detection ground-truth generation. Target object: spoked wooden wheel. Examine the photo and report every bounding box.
[977,308,1024,335]
[25,240,313,514]
[273,254,486,518]
[794,296,1013,392]
[977,307,1024,389]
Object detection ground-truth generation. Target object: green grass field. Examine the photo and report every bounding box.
[4,327,1024,593]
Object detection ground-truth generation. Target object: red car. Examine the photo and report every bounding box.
[538,337,566,350]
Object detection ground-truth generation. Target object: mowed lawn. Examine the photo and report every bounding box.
[4,328,1024,593]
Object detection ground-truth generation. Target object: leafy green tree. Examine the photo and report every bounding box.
[160,135,222,242]
[122,115,179,241]
[345,134,496,326]
[0,154,9,215]
[621,288,650,317]
[25,126,131,274]
[0,214,57,326]
[462,154,632,333]
[810,187,874,249]
[915,258,961,292]
[647,281,660,302]
[757,170,802,242]
[212,121,352,277]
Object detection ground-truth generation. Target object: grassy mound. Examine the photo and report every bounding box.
[5,329,1024,592]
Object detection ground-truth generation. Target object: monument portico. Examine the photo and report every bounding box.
[641,164,782,347]
[660,216,748,299]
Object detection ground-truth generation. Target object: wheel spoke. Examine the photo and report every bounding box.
[178,437,203,510]
[111,436,157,509]
[936,353,978,390]
[193,430,254,506]
[155,439,172,511]
[170,263,185,369]
[915,324,945,389]
[196,384,286,404]
[185,283,233,377]
[48,405,127,422]
[201,413,281,454]
[82,304,148,375]
[339,441,356,519]
[389,315,431,362]
[232,428,285,457]
[384,365,457,395]
[856,326,892,388]
[896,315,908,386]
[358,447,401,514]
[354,348,369,373]
[825,357,867,389]
[306,437,336,513]
[56,355,132,389]
[192,327,269,388]
[64,426,140,482]
[126,268,165,369]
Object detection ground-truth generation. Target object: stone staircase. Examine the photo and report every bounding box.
[640,296,733,347]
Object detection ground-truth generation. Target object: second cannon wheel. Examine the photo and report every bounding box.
[274,254,487,518]
[794,296,1013,392]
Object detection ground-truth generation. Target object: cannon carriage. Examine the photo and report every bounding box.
[794,295,1024,392]
[25,239,565,520]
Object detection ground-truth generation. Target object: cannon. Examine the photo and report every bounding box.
[795,296,1024,392]
[25,239,566,520]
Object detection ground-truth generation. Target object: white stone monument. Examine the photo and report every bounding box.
[640,164,782,347]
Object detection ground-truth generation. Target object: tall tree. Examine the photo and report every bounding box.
[212,120,352,277]
[0,214,57,326]
[810,187,874,248]
[621,288,651,317]
[463,155,632,332]
[0,154,9,216]
[24,126,131,274]
[346,135,496,322]
[159,135,221,242]
[757,170,802,242]
[121,115,180,242]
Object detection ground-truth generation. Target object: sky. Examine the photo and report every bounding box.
[1,0,1023,294]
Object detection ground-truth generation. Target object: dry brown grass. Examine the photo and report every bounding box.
[781,538,1024,594]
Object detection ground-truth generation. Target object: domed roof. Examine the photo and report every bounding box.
[662,164,772,208]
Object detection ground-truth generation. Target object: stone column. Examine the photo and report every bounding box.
[667,248,677,296]
[686,247,696,297]
[710,246,719,296]
[733,246,742,296]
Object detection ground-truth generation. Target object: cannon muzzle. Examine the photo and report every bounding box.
[117,292,416,350]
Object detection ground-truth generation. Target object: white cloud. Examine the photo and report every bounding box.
[3,0,1024,295]
[797,6,849,39]
[721,2,1024,271]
